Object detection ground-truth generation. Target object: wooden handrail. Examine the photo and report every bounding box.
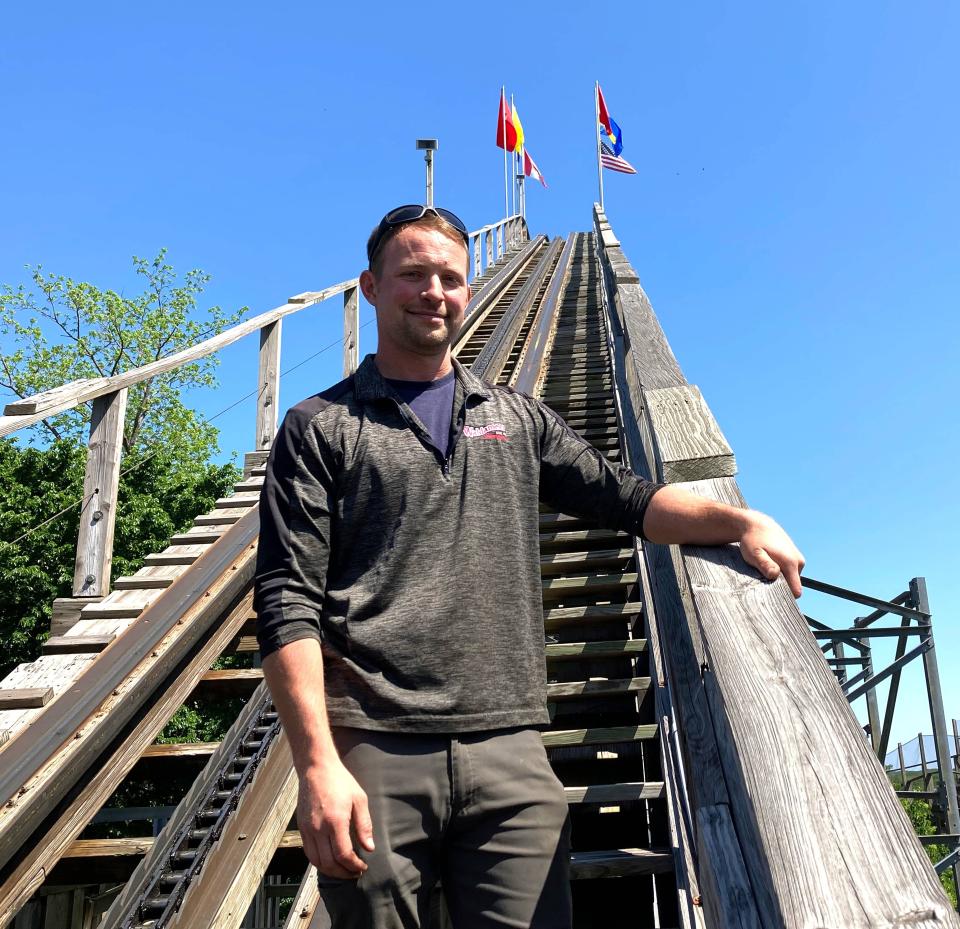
[0,278,359,434]
[594,202,958,926]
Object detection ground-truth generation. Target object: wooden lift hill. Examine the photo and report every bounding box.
[0,208,953,928]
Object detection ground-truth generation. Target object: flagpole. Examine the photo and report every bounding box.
[510,94,517,218]
[501,86,510,220]
[595,81,605,212]
[519,159,526,220]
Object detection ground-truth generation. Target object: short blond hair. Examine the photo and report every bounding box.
[367,212,469,277]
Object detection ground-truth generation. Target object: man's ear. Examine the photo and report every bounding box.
[359,269,377,305]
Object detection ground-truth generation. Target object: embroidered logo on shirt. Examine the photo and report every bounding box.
[463,422,508,441]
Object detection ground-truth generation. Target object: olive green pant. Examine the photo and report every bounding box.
[315,727,572,929]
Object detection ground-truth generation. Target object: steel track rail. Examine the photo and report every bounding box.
[471,237,564,382]
[512,234,577,394]
[100,683,278,928]
[453,237,547,351]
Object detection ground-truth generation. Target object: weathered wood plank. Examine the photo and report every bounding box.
[281,865,320,929]
[644,385,736,483]
[563,782,664,804]
[41,634,115,655]
[256,319,282,450]
[72,389,128,598]
[50,596,103,636]
[545,639,647,661]
[141,741,220,759]
[569,847,673,879]
[677,476,957,925]
[542,725,658,749]
[0,279,358,436]
[546,676,650,701]
[343,285,360,377]
[113,564,189,589]
[0,689,54,710]
[79,587,164,618]
[0,654,97,741]
[143,544,209,565]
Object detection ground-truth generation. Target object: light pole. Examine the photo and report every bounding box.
[415,138,438,207]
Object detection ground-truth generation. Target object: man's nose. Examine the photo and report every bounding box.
[420,274,444,302]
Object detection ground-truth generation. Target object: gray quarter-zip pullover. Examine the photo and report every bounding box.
[255,354,661,732]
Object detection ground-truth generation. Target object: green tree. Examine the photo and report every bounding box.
[0,250,243,462]
[902,794,959,907]
[0,252,244,678]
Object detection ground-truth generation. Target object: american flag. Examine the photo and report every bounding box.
[600,141,637,175]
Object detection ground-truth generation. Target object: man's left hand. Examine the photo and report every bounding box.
[738,511,805,598]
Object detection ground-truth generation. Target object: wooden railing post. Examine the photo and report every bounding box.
[485,229,494,268]
[496,224,504,259]
[255,321,282,451]
[473,235,482,277]
[343,285,360,376]
[73,388,128,598]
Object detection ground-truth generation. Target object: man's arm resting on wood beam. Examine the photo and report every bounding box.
[262,638,375,878]
[641,484,806,598]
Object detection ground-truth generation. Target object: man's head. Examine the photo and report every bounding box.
[360,206,472,376]
[365,205,470,278]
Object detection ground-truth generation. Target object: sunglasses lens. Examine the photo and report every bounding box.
[368,205,470,262]
[383,205,428,225]
[433,208,468,235]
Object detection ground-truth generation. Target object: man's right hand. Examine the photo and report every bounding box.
[297,760,375,879]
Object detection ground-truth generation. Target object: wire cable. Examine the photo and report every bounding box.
[1,314,375,549]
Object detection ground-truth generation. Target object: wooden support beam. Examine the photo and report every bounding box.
[281,865,320,929]
[255,320,282,451]
[73,389,127,598]
[50,597,103,636]
[343,286,359,377]
[0,689,53,710]
[41,634,116,655]
[643,385,736,482]
[472,235,482,278]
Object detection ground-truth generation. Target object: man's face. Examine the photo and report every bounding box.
[359,224,471,361]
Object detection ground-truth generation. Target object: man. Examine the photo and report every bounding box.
[255,205,804,929]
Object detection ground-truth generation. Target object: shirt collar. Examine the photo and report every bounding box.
[354,354,491,403]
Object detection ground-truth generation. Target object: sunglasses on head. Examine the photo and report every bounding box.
[367,205,470,263]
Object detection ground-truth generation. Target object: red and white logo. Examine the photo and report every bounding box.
[463,421,508,441]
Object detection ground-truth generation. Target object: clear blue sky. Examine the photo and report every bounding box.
[1,2,957,751]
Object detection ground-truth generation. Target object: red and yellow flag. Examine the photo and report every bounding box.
[496,89,518,152]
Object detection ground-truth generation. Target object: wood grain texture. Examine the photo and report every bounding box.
[0,654,97,742]
[282,865,320,929]
[256,320,282,451]
[41,634,115,655]
[678,477,958,926]
[644,385,736,482]
[0,689,53,710]
[49,597,102,636]
[342,286,359,377]
[72,389,128,597]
